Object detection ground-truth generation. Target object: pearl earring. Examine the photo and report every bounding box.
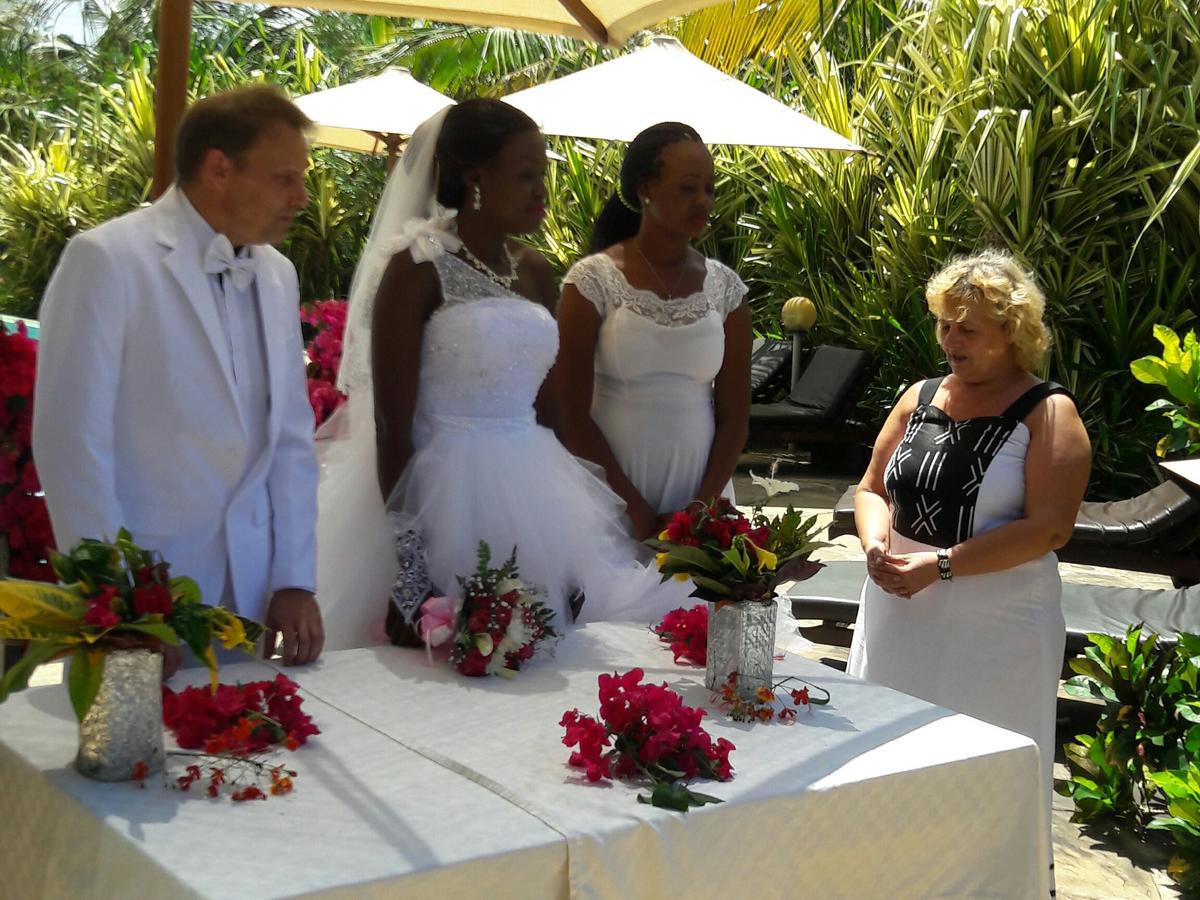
[641,197,651,208]
[472,185,482,211]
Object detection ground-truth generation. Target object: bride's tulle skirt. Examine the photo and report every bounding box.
[316,400,691,651]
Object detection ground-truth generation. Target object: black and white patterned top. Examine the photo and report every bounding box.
[884,377,1071,547]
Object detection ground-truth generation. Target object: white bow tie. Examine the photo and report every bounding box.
[203,234,257,292]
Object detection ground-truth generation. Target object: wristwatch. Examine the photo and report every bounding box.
[936,548,953,581]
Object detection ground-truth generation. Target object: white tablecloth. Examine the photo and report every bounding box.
[0,622,1048,898]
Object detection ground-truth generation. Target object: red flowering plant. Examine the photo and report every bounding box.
[716,671,830,724]
[148,674,319,801]
[418,542,558,677]
[560,667,735,811]
[647,497,825,605]
[0,322,54,581]
[653,603,709,666]
[0,529,263,720]
[300,299,348,427]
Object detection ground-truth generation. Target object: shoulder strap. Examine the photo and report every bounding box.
[917,377,945,406]
[1003,380,1074,422]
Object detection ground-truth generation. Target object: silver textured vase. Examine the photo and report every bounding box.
[75,648,165,781]
[705,598,777,701]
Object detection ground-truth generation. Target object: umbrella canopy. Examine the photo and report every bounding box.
[246,0,720,44]
[150,0,732,195]
[504,35,862,151]
[294,67,455,156]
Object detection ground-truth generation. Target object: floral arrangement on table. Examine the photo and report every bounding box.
[154,674,320,801]
[0,529,263,720]
[646,497,824,603]
[300,299,348,428]
[0,321,55,581]
[418,542,557,677]
[716,671,830,723]
[653,603,709,666]
[560,667,735,811]
[647,494,828,701]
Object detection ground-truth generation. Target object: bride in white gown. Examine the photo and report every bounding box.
[317,100,682,651]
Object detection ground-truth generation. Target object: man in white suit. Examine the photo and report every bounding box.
[33,85,324,667]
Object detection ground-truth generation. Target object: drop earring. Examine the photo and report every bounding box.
[472,185,482,211]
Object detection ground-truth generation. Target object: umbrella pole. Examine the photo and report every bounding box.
[152,0,193,199]
[384,134,402,175]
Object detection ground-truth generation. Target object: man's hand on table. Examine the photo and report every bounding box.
[263,589,324,665]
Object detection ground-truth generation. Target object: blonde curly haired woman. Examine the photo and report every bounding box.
[848,250,1091,897]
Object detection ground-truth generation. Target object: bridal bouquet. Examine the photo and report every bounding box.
[0,528,263,719]
[646,497,825,603]
[418,542,557,677]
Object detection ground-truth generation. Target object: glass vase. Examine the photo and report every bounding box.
[75,648,165,782]
[705,597,777,701]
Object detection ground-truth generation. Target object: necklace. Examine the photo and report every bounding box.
[460,240,520,290]
[634,240,689,299]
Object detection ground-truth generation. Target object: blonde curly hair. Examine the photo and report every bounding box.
[925,250,1051,373]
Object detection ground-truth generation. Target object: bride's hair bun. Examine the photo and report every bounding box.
[435,99,540,208]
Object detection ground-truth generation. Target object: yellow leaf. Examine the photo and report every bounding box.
[202,644,221,693]
[0,580,87,626]
[0,618,84,642]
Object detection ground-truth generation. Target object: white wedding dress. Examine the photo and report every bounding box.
[317,236,684,651]
[563,253,748,515]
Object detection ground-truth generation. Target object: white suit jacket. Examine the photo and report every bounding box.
[32,187,318,625]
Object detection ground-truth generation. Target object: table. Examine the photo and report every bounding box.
[0,622,1048,898]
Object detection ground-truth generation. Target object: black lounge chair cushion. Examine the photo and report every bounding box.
[749,338,793,402]
[1071,480,1198,544]
[751,345,871,426]
[784,560,1199,655]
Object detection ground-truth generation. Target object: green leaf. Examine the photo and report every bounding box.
[0,641,67,702]
[689,575,732,596]
[67,647,105,722]
[661,545,721,574]
[636,780,723,812]
[118,622,179,644]
[169,576,201,605]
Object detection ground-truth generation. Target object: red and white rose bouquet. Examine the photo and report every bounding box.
[418,542,557,677]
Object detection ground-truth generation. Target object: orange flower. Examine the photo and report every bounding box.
[756,686,774,703]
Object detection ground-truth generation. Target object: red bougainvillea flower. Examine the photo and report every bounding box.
[563,668,735,799]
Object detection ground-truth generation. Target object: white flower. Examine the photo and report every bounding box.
[495,578,523,597]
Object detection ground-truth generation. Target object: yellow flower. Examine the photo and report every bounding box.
[673,573,691,582]
[658,529,670,541]
[213,610,249,651]
[749,541,778,572]
[655,552,670,570]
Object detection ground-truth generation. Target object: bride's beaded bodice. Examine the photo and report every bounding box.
[414,253,558,429]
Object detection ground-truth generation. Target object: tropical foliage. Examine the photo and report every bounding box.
[1,0,1197,498]
[1059,626,1200,891]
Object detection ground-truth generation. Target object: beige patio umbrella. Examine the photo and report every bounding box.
[152,0,733,195]
[504,35,862,151]
[293,67,455,172]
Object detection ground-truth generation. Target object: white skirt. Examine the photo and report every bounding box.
[848,531,1064,857]
[316,403,689,651]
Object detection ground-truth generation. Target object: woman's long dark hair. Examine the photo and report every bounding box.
[588,122,704,254]
[435,98,540,208]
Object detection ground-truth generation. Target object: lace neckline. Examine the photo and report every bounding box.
[435,252,526,302]
[597,251,712,304]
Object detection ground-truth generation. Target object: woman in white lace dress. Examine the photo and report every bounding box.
[316,101,668,650]
[556,123,752,541]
